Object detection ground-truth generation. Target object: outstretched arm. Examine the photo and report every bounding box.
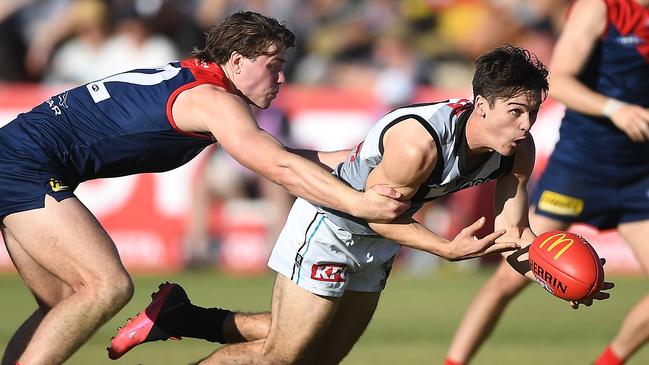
[173,85,409,223]
[366,118,519,261]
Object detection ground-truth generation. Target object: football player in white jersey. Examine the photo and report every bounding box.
[110,45,606,364]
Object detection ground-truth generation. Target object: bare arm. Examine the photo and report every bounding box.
[367,119,518,260]
[493,135,537,279]
[551,0,649,141]
[172,85,409,222]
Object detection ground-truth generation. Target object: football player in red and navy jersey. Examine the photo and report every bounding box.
[447,1,649,364]
[0,11,410,365]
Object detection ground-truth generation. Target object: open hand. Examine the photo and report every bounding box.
[610,104,649,142]
[445,217,520,261]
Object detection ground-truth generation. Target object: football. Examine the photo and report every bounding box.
[528,230,604,301]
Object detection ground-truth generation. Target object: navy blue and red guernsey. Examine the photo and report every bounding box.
[531,0,649,229]
[0,58,236,216]
[559,0,649,164]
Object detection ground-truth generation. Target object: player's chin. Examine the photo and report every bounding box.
[255,99,273,109]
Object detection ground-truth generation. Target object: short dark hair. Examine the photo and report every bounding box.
[472,45,549,109]
[192,11,296,64]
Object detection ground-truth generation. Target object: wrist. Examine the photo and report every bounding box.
[602,98,626,118]
[433,239,453,259]
[344,190,362,217]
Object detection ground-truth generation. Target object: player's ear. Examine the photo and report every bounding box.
[229,51,244,73]
[475,95,488,118]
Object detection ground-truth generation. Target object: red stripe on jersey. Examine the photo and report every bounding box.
[165,58,244,140]
[605,0,649,60]
[165,80,213,140]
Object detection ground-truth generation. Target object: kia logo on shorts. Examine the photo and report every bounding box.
[311,263,347,282]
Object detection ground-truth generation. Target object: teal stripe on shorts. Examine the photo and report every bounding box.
[296,215,325,285]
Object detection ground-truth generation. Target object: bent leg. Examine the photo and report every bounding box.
[446,209,569,364]
[1,227,74,365]
[201,274,339,365]
[313,290,381,365]
[606,220,649,362]
[3,196,134,365]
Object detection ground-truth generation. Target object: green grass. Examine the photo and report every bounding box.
[1,269,648,364]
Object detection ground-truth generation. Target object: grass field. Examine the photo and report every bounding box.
[1,268,648,365]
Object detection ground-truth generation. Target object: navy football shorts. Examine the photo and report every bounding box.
[0,124,75,218]
[531,155,649,230]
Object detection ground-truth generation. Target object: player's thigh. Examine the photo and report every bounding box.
[1,226,72,308]
[529,205,572,233]
[2,195,130,291]
[264,273,340,364]
[618,220,649,273]
[313,290,381,365]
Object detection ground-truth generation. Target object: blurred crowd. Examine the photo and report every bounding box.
[0,0,570,271]
[0,0,568,88]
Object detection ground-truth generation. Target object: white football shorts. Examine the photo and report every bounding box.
[268,198,400,297]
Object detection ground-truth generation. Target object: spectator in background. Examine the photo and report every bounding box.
[46,0,111,84]
[99,1,178,76]
[0,1,31,81]
[290,0,383,85]
[0,0,81,81]
[400,0,567,89]
[3,0,570,88]
[371,24,418,109]
[1,0,180,83]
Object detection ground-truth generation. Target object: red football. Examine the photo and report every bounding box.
[528,230,604,301]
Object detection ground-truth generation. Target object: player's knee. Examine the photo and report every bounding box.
[107,273,134,309]
[93,273,134,314]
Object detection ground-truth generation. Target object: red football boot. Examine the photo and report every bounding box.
[107,282,188,359]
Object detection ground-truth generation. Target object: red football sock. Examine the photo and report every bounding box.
[444,358,464,365]
[594,346,623,365]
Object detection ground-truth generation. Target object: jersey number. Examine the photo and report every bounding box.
[86,64,181,103]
